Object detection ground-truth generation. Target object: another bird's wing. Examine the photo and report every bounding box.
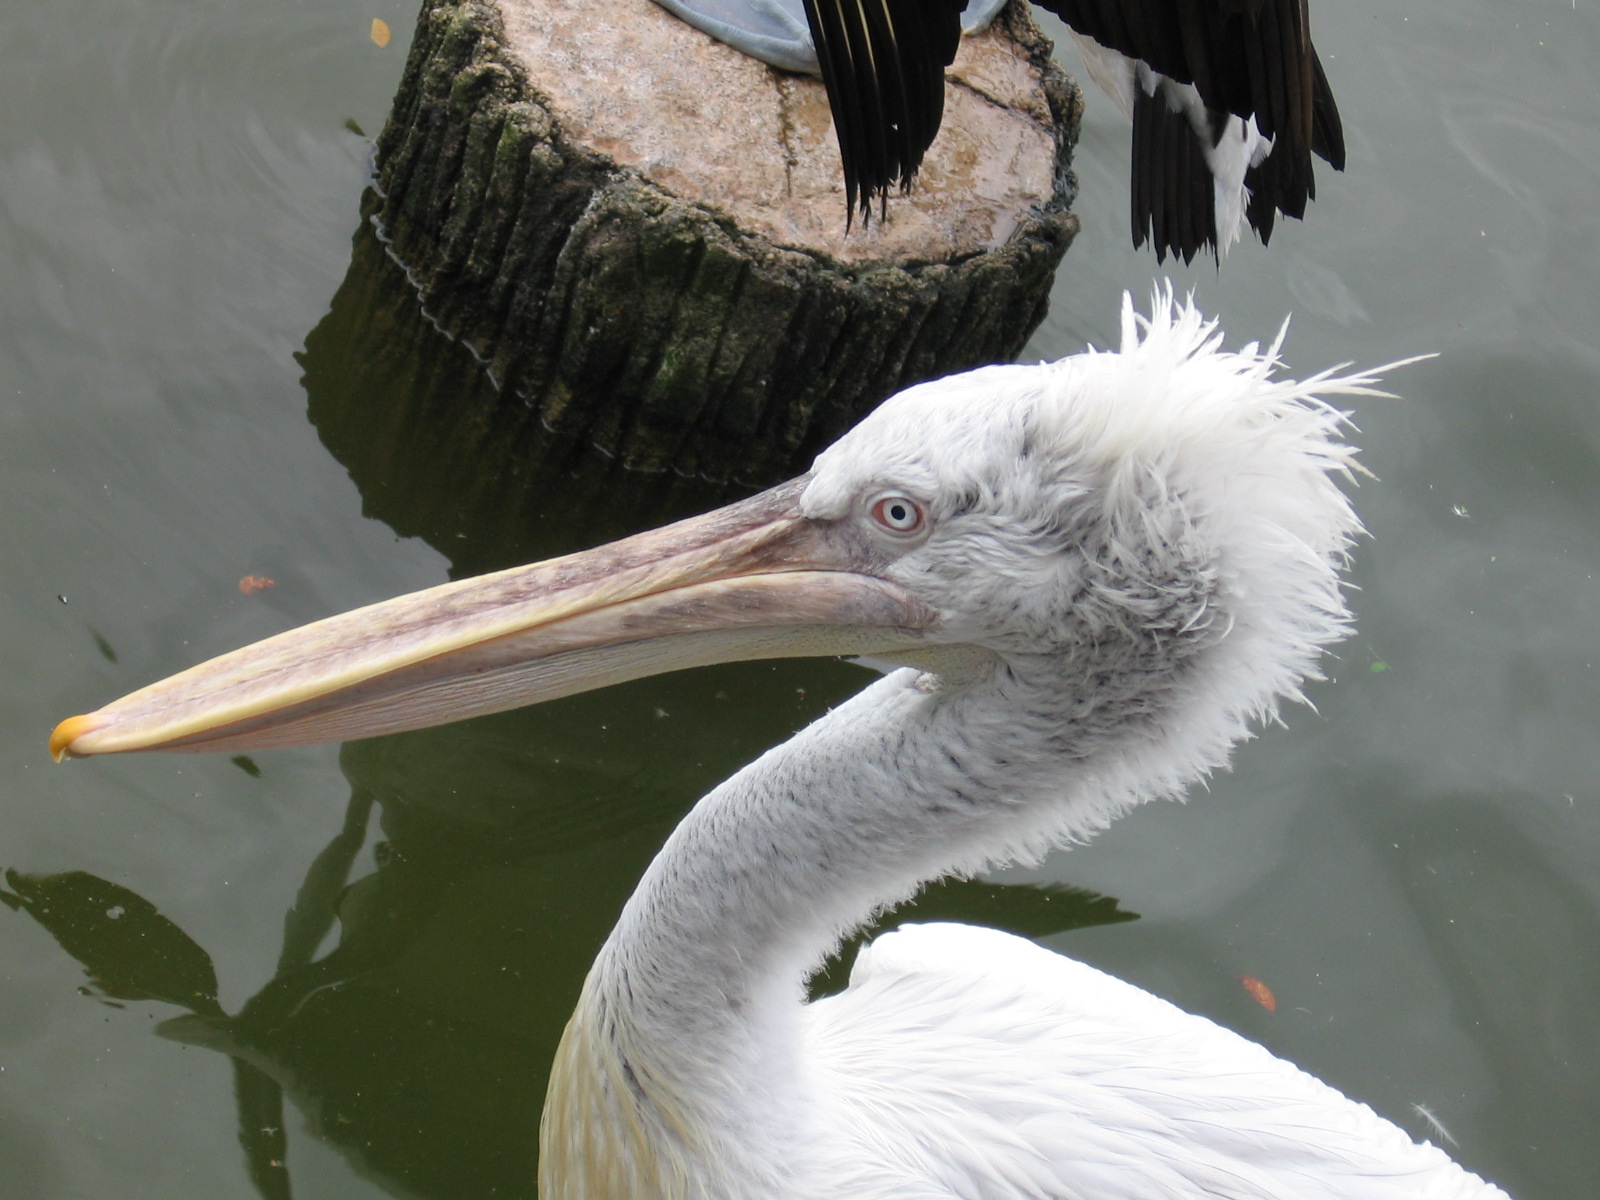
[1128,73,1224,263]
[800,0,967,222]
[1046,0,1343,237]
[802,923,1508,1199]
[1044,0,1342,164]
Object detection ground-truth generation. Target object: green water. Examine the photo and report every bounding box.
[3,0,1597,1196]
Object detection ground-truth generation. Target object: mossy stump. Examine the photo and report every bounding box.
[371,0,1081,483]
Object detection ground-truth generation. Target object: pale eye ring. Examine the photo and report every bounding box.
[869,493,926,537]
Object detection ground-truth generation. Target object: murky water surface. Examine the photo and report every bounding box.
[3,0,1597,1196]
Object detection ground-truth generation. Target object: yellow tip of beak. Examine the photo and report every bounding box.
[50,714,103,762]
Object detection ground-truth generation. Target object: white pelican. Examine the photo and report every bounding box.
[651,0,1345,262]
[52,292,1507,1198]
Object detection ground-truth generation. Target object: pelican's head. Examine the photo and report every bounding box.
[799,289,1382,726]
[51,290,1391,762]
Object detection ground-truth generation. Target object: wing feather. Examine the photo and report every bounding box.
[801,0,965,223]
[802,923,1510,1198]
[1045,0,1343,246]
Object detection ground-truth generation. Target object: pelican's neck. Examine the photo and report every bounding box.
[541,653,1198,1197]
[609,665,1073,1021]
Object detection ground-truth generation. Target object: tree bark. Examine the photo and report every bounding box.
[370,0,1081,482]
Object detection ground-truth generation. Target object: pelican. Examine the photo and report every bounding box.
[652,0,1345,262]
[52,292,1507,1198]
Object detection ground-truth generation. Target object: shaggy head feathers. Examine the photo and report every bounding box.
[804,287,1396,812]
[805,288,1374,571]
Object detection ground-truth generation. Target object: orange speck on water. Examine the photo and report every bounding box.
[239,575,276,595]
[1239,975,1277,1013]
[371,17,391,47]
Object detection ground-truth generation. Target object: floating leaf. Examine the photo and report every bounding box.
[239,575,276,595]
[1239,974,1277,1013]
[370,17,391,47]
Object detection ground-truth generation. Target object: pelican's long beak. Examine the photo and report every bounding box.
[51,478,937,760]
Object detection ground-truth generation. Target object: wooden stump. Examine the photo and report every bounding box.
[303,209,757,580]
[371,0,1081,482]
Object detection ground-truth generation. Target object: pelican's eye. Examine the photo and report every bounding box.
[868,493,927,537]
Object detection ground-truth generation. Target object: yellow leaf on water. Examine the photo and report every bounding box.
[370,17,391,47]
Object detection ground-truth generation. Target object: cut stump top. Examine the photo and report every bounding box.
[498,0,1064,262]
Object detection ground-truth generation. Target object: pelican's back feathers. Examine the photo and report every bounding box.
[804,923,1510,1199]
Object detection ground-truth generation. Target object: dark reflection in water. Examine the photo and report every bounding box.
[299,199,758,579]
[6,708,1135,1199]
[7,206,1138,1197]
[11,0,1599,1192]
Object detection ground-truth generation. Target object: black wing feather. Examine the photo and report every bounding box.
[1130,83,1217,265]
[802,0,965,224]
[801,0,1342,249]
[1044,0,1343,248]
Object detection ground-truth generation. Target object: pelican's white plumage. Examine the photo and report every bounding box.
[536,295,1502,1198]
[806,923,1497,1199]
[54,292,1507,1199]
